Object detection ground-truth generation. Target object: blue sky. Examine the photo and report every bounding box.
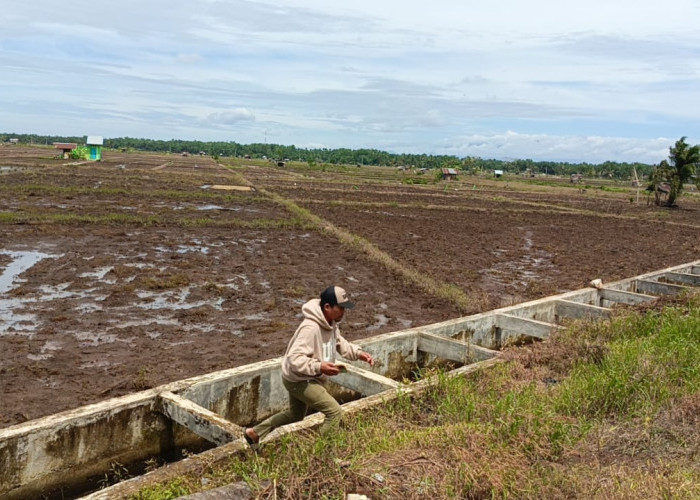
[2,0,699,163]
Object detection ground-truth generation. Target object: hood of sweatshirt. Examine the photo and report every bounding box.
[301,298,333,330]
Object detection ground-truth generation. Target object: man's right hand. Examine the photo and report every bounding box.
[320,362,341,376]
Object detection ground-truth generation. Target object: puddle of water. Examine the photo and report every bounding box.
[136,288,224,311]
[79,267,113,280]
[43,339,62,351]
[35,284,107,303]
[118,252,148,261]
[124,262,157,269]
[0,300,38,335]
[0,250,61,335]
[114,318,180,329]
[0,250,59,294]
[74,303,104,314]
[27,340,63,360]
[222,274,250,291]
[155,245,210,255]
[37,283,73,298]
[74,331,119,346]
[79,359,112,370]
[181,324,217,333]
[198,205,224,211]
[238,238,267,245]
[367,313,390,332]
[167,340,194,347]
[27,354,52,361]
[242,313,267,321]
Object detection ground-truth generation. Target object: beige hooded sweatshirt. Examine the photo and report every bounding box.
[281,298,363,382]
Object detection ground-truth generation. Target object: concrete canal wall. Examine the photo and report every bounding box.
[1,261,698,499]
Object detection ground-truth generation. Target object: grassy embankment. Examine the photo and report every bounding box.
[135,291,700,499]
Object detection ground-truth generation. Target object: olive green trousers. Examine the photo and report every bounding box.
[252,378,342,442]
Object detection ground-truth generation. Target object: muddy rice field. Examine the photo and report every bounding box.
[1,145,699,428]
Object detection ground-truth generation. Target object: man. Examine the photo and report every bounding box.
[244,285,374,447]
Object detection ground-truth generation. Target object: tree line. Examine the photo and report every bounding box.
[0,132,663,180]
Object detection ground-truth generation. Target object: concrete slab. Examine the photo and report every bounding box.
[555,299,611,321]
[496,314,560,341]
[333,364,401,395]
[635,279,689,296]
[159,391,243,446]
[597,288,656,307]
[661,271,700,286]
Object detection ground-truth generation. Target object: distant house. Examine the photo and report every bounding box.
[9,138,19,144]
[54,142,77,159]
[86,136,103,161]
[494,169,504,178]
[441,168,459,180]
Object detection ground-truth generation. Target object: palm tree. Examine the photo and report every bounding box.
[667,137,700,206]
[654,137,700,207]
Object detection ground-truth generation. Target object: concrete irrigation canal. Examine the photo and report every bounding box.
[1,261,699,499]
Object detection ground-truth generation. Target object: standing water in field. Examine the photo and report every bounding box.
[0,250,58,335]
[0,250,57,294]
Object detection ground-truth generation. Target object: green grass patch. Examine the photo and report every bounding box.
[0,212,24,223]
[0,183,268,203]
[0,210,309,229]
[556,300,700,419]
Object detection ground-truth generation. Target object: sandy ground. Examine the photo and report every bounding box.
[1,145,698,427]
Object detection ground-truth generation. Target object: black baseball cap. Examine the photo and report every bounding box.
[320,286,355,309]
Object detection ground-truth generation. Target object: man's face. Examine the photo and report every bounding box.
[323,304,345,324]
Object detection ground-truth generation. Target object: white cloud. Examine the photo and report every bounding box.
[207,108,256,124]
[444,132,674,164]
[1,1,699,162]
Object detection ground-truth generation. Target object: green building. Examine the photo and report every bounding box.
[86,136,103,161]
